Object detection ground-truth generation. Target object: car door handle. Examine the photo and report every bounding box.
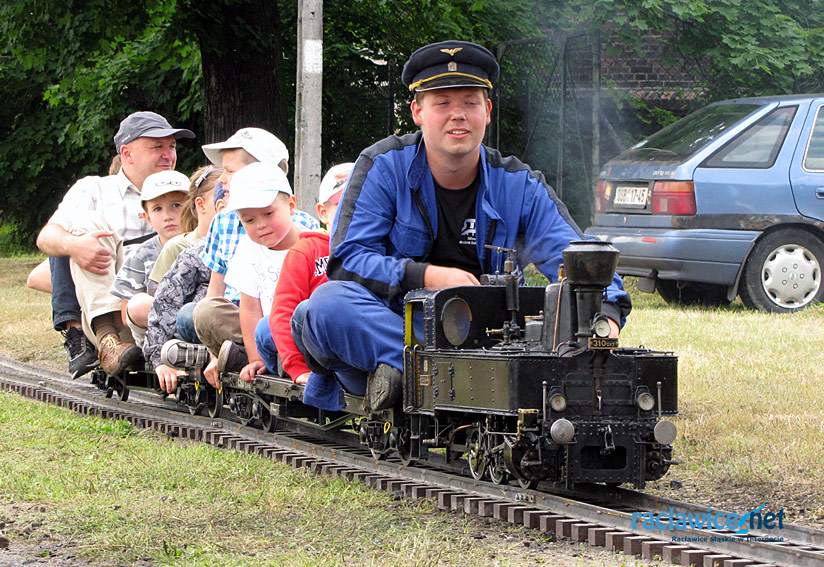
[817,187,824,199]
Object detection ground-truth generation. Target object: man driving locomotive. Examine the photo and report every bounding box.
[299,40,631,412]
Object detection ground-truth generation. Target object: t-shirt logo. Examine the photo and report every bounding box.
[314,256,329,276]
[459,218,476,246]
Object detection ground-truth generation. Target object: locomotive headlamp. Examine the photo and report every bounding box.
[636,391,655,411]
[549,392,567,412]
[442,297,472,346]
[593,316,612,338]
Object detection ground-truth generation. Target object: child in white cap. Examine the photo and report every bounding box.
[191,161,301,389]
[197,127,318,304]
[110,170,190,347]
[255,163,353,391]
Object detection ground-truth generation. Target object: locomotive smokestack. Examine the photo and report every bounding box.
[562,240,620,343]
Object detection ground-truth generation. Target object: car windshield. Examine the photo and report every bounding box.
[615,103,762,163]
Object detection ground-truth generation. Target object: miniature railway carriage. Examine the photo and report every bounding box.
[91,240,678,490]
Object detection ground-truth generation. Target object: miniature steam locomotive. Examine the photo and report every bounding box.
[91,240,678,489]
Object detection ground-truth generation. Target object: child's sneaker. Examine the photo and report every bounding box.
[217,340,248,373]
[161,339,210,369]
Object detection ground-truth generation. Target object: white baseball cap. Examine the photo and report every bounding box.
[201,127,289,168]
[318,162,355,205]
[140,170,190,202]
[224,161,293,212]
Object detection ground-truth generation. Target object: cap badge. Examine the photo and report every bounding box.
[447,61,458,71]
[440,47,463,56]
[240,129,252,139]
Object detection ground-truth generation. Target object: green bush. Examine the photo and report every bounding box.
[0,221,28,255]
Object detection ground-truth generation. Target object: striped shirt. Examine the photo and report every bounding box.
[110,235,162,300]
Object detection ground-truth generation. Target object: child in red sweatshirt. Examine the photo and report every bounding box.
[257,163,354,391]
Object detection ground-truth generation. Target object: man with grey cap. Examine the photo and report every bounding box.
[299,40,631,413]
[37,111,195,377]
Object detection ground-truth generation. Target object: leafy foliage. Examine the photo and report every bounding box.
[322,0,547,164]
[3,0,824,245]
[553,0,824,99]
[0,0,203,245]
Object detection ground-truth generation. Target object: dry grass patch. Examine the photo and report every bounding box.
[0,254,64,371]
[622,282,824,523]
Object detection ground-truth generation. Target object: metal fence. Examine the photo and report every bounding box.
[490,30,707,228]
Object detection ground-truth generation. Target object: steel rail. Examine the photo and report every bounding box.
[1,355,820,567]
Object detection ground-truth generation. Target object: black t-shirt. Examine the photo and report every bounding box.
[427,173,482,278]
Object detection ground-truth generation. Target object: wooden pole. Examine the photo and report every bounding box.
[591,30,601,224]
[294,0,323,216]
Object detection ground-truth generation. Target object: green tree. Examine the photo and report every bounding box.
[0,0,200,244]
[1,0,546,246]
[552,0,824,99]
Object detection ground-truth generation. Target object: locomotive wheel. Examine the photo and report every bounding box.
[261,408,277,433]
[397,445,414,467]
[517,477,539,490]
[396,430,415,466]
[488,455,510,485]
[105,387,114,398]
[207,388,223,418]
[467,429,487,481]
[117,386,129,402]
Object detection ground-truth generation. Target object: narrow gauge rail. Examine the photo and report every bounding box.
[1,355,821,567]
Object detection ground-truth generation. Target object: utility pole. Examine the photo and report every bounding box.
[591,30,601,225]
[294,0,323,216]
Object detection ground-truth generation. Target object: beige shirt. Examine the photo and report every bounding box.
[148,230,201,283]
[48,168,150,243]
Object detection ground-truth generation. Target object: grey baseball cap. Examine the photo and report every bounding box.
[114,111,196,151]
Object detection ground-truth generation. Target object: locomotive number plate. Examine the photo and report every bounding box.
[588,337,618,350]
[419,374,431,387]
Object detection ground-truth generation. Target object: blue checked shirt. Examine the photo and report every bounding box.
[201,209,320,303]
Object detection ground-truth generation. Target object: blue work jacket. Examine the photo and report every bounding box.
[328,131,630,326]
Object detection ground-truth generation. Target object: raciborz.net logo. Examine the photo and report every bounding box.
[632,502,785,542]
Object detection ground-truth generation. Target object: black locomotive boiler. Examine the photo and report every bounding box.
[91,240,677,490]
[362,240,678,489]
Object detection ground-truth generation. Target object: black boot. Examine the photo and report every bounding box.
[365,363,402,412]
[217,340,248,373]
[62,327,99,379]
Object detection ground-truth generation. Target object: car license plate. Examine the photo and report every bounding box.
[614,185,648,207]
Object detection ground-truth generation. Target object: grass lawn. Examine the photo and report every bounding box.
[1,253,822,565]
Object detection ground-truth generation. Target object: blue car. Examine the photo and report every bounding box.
[586,94,824,313]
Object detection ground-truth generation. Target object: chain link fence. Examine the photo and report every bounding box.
[490,30,707,228]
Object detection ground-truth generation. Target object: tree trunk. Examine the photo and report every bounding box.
[192,0,289,146]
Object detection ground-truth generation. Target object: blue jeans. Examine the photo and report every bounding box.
[176,302,201,344]
[254,316,278,375]
[49,256,81,331]
[299,281,404,410]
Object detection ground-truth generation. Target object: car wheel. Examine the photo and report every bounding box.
[656,280,730,306]
[740,229,824,313]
